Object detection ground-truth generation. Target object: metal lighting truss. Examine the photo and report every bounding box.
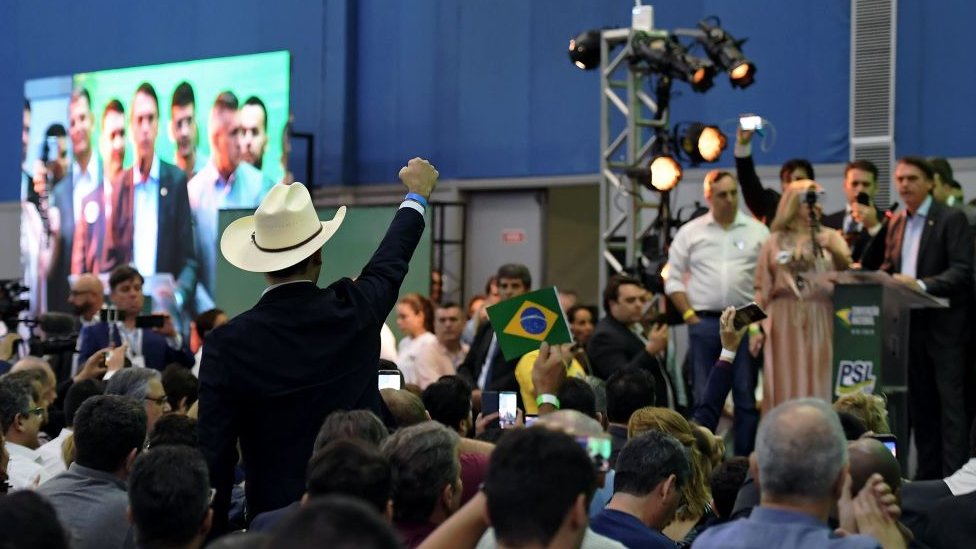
[598,27,671,292]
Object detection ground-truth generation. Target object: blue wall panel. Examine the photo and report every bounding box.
[2,0,973,202]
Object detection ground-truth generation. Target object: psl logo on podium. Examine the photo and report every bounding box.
[835,360,877,397]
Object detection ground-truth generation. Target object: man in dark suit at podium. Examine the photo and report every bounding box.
[198,158,438,534]
[862,156,973,479]
[821,160,884,263]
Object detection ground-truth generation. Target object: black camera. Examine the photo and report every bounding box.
[0,280,30,333]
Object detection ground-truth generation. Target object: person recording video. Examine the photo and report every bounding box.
[76,266,193,372]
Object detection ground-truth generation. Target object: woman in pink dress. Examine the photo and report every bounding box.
[755,181,851,412]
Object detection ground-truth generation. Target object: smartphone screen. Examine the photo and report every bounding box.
[871,434,897,457]
[499,391,517,429]
[135,314,166,329]
[733,302,767,330]
[739,114,762,131]
[524,415,538,427]
[378,370,402,390]
[577,436,613,472]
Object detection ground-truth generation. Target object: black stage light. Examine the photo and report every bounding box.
[696,19,756,88]
[632,37,715,93]
[569,30,602,70]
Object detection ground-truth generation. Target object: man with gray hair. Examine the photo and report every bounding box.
[381,421,462,548]
[105,368,170,434]
[692,398,904,549]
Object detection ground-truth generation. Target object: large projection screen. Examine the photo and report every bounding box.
[20,51,290,335]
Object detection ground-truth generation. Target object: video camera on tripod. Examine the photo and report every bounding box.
[0,280,79,358]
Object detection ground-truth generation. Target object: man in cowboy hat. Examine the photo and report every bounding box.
[197,158,438,535]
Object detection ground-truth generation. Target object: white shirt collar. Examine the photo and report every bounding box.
[262,279,315,297]
[72,158,98,183]
[5,441,42,463]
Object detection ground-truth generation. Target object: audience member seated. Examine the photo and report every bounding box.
[148,414,200,449]
[433,302,470,370]
[396,293,453,389]
[0,375,50,489]
[162,363,199,414]
[38,395,147,549]
[128,445,213,549]
[628,407,713,545]
[266,495,401,549]
[847,438,912,546]
[251,438,393,533]
[9,357,61,437]
[516,347,587,415]
[0,490,70,549]
[382,421,463,548]
[312,409,389,451]
[422,375,474,436]
[484,427,597,549]
[37,378,104,477]
[381,388,430,430]
[105,368,170,434]
[191,308,227,377]
[708,457,749,526]
[833,392,890,434]
[591,430,688,548]
[692,398,904,549]
[605,368,656,467]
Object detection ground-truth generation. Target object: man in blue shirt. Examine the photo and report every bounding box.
[591,430,686,549]
[692,399,903,549]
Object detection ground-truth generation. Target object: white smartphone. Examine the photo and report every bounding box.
[739,114,763,131]
[499,391,517,429]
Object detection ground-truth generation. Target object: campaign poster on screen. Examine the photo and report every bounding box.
[21,51,290,333]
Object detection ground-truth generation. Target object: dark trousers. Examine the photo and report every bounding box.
[689,316,759,455]
[909,328,969,479]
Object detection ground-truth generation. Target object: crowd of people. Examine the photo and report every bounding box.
[3,143,976,549]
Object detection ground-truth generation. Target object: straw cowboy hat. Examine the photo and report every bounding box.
[221,182,346,273]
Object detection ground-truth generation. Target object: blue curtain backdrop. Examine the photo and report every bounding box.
[1,0,974,202]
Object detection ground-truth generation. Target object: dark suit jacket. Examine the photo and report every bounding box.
[76,321,193,371]
[900,479,951,540]
[457,322,521,395]
[588,316,674,408]
[109,161,197,307]
[861,200,973,340]
[735,155,780,226]
[197,206,425,534]
[822,206,884,262]
[48,174,75,313]
[920,489,976,549]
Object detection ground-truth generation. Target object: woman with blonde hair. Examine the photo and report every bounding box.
[628,406,712,545]
[756,181,851,410]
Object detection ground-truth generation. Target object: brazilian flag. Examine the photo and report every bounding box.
[486,286,573,361]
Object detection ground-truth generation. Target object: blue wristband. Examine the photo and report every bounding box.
[405,192,428,208]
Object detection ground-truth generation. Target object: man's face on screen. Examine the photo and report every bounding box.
[69,95,93,159]
[170,103,198,158]
[130,91,159,163]
[239,103,267,169]
[211,108,241,176]
[101,110,126,179]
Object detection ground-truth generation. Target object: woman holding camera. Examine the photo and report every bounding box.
[755,181,851,411]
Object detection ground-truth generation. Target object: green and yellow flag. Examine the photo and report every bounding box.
[486,286,573,361]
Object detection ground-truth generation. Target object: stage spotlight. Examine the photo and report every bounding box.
[569,30,602,70]
[631,37,715,93]
[678,123,727,164]
[696,19,756,88]
[649,155,683,191]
